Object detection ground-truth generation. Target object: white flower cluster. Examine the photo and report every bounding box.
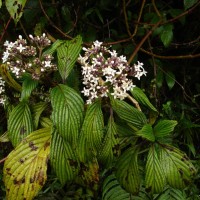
[78,41,147,104]
[0,77,6,105]
[2,33,56,80]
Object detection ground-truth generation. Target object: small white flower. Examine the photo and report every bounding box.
[110,50,117,57]
[18,35,23,40]
[16,44,26,52]
[2,51,10,63]
[93,40,103,48]
[44,61,51,68]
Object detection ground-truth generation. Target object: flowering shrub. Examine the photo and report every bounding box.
[79,41,147,104]
[0,34,196,200]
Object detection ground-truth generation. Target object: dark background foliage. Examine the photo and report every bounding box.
[0,0,200,198]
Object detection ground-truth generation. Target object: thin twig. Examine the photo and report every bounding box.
[128,20,162,64]
[127,94,141,111]
[0,17,12,43]
[0,157,7,164]
[38,0,73,40]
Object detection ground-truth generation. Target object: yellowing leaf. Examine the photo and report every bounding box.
[159,144,196,189]
[5,0,27,24]
[3,128,51,200]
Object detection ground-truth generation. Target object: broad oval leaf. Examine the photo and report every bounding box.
[50,129,78,185]
[8,102,33,147]
[57,35,82,80]
[115,147,140,195]
[5,0,27,24]
[145,145,165,194]
[98,115,120,167]
[3,127,51,200]
[111,98,147,130]
[154,120,177,139]
[159,144,196,189]
[131,87,157,112]
[78,100,104,162]
[51,84,84,145]
[136,124,155,142]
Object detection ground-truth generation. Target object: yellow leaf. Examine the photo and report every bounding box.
[3,128,51,200]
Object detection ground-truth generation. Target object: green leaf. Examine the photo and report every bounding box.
[102,174,130,200]
[78,100,104,161]
[136,124,155,142]
[50,129,78,185]
[40,117,52,128]
[154,120,177,139]
[51,84,84,145]
[156,68,164,88]
[98,115,120,167]
[116,147,140,194]
[160,24,173,47]
[155,187,187,200]
[159,144,196,189]
[21,75,38,101]
[56,35,82,80]
[43,40,64,55]
[111,98,147,130]
[0,0,2,8]
[31,102,48,129]
[131,87,157,112]
[165,71,175,90]
[3,127,51,200]
[145,145,165,194]
[184,0,198,10]
[8,102,33,147]
[5,0,27,24]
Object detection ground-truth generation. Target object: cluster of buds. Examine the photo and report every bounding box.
[0,77,6,105]
[2,33,56,80]
[78,41,147,104]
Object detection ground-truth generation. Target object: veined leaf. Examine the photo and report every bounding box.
[98,115,120,167]
[111,98,147,130]
[102,174,130,200]
[51,84,84,145]
[8,102,33,147]
[21,74,38,101]
[131,87,157,112]
[40,117,52,128]
[115,147,140,194]
[5,0,27,24]
[43,39,65,55]
[159,144,196,189]
[50,129,78,185]
[31,102,48,129]
[145,145,165,194]
[154,120,177,139]
[57,35,82,80]
[78,100,104,162]
[3,127,51,200]
[155,187,187,200]
[136,124,155,142]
